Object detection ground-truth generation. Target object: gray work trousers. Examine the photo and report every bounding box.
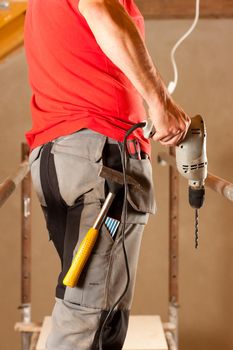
[29,129,156,350]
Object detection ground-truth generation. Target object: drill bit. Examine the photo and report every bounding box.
[195,209,199,249]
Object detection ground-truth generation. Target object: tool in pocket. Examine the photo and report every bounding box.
[63,165,144,288]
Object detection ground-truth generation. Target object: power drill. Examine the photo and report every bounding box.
[143,114,208,248]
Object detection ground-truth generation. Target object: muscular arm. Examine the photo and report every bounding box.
[78,0,190,145]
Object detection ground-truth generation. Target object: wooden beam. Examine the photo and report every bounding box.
[135,0,233,19]
[0,2,27,60]
[14,322,42,333]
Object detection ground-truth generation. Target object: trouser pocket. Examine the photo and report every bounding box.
[64,191,115,309]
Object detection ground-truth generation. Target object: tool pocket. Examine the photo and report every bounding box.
[64,192,115,309]
[65,251,111,309]
[125,157,157,224]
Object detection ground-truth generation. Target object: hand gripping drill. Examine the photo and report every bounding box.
[143,114,208,248]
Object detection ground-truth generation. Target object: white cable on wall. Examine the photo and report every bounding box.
[167,0,200,95]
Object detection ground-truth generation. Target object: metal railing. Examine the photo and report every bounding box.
[0,143,39,350]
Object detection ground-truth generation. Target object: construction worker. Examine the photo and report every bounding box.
[25,0,190,349]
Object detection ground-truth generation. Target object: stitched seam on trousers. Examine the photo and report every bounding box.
[73,302,102,310]
[103,240,118,309]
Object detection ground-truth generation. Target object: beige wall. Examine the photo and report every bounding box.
[0,19,233,350]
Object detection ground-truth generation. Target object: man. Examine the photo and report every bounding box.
[25,0,190,349]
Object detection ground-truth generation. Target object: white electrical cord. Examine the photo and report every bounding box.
[167,0,200,95]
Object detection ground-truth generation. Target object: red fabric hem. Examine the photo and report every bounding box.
[26,118,151,156]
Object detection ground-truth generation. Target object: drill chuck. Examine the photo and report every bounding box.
[189,186,205,209]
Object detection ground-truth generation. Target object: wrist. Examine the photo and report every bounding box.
[145,80,169,112]
[146,92,167,120]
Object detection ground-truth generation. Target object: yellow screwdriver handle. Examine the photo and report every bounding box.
[63,227,99,288]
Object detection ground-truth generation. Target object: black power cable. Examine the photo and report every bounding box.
[98,122,146,350]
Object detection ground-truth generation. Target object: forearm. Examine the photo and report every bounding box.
[79,0,167,114]
[79,0,191,146]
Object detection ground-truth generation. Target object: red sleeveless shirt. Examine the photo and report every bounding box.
[24,0,150,154]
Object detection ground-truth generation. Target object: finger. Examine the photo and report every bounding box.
[152,132,168,142]
[176,130,188,145]
[158,135,177,143]
[173,131,186,146]
[175,119,191,144]
[159,132,184,147]
[153,128,182,143]
[159,129,182,142]
[182,118,191,139]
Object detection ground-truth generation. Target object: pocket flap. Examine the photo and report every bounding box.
[127,158,156,215]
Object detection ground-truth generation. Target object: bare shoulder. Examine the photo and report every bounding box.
[79,0,105,11]
[78,0,120,15]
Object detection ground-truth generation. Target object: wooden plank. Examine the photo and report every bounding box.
[36,317,51,350]
[14,322,42,333]
[0,2,27,29]
[135,0,233,19]
[30,332,41,350]
[0,160,29,207]
[0,2,27,59]
[123,316,168,350]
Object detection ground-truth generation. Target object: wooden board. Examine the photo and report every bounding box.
[135,0,233,19]
[36,317,51,350]
[36,315,168,350]
[0,2,27,59]
[124,316,168,350]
